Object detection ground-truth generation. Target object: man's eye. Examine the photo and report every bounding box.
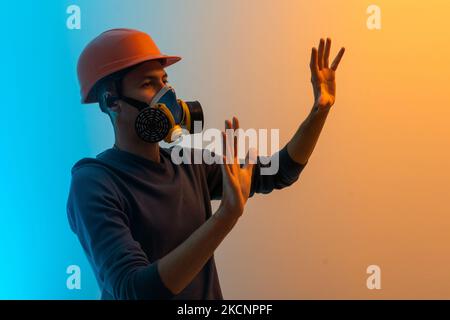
[142,80,169,87]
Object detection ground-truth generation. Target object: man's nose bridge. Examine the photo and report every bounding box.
[148,82,166,106]
[155,80,165,91]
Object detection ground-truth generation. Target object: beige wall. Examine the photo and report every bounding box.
[167,0,450,299]
[90,0,450,298]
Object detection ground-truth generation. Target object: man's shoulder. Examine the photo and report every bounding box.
[70,153,116,187]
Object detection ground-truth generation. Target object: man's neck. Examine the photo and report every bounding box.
[114,139,160,163]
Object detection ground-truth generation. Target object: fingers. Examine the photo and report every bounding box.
[224,119,232,162]
[225,117,241,159]
[220,153,232,183]
[324,38,331,68]
[232,116,240,130]
[243,147,257,173]
[224,117,240,165]
[232,117,239,159]
[310,47,319,78]
[312,38,345,71]
[221,131,227,160]
[318,38,325,70]
[224,119,232,130]
[331,47,345,71]
[222,127,233,165]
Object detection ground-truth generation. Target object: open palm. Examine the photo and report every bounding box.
[310,38,345,109]
[219,117,255,220]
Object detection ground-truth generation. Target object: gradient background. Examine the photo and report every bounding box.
[1,0,449,299]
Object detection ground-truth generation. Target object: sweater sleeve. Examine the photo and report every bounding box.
[66,165,174,300]
[204,144,307,200]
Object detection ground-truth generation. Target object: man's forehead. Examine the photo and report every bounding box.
[127,60,167,79]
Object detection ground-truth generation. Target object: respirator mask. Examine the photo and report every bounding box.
[115,85,204,143]
[121,85,204,143]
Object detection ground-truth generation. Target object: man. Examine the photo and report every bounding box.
[67,28,345,300]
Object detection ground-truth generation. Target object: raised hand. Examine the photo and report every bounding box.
[310,38,345,110]
[218,117,255,221]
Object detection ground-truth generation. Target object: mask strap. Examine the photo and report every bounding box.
[109,72,148,111]
[119,85,173,111]
[120,96,150,111]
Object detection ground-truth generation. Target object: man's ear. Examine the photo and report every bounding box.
[108,99,121,113]
[107,100,121,126]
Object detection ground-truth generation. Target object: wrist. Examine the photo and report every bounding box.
[214,205,240,228]
[311,102,332,116]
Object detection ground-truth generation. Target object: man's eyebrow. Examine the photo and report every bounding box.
[140,72,168,81]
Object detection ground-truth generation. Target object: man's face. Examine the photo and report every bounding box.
[113,60,169,140]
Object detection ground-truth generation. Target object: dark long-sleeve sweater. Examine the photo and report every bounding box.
[66,144,307,300]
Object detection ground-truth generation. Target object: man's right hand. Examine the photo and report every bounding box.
[217,117,256,222]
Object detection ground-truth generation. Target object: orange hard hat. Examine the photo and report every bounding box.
[77,28,182,104]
